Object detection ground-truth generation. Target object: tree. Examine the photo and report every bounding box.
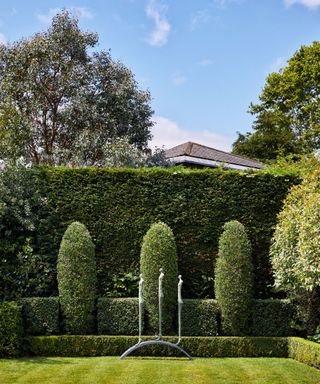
[0,11,153,166]
[233,41,320,161]
[140,222,178,333]
[57,221,96,334]
[214,220,253,335]
[270,171,320,333]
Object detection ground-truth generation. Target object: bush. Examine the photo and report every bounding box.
[20,297,59,335]
[288,337,320,369]
[33,167,297,299]
[0,301,22,357]
[215,220,253,335]
[181,299,219,336]
[251,299,295,336]
[140,222,178,333]
[57,222,97,334]
[25,335,288,358]
[97,298,141,335]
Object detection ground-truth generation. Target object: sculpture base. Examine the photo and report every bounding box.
[120,340,192,360]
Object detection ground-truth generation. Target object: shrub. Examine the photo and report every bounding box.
[181,299,219,336]
[97,298,141,335]
[20,297,59,335]
[33,167,297,299]
[140,222,178,333]
[288,337,320,369]
[215,220,253,335]
[0,301,22,357]
[25,335,288,358]
[57,222,97,334]
[251,299,295,336]
[271,170,320,333]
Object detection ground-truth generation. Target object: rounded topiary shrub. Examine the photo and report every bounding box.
[57,221,97,334]
[214,220,253,335]
[140,221,178,334]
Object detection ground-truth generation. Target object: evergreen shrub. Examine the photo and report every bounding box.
[181,299,219,336]
[57,222,97,334]
[20,297,59,335]
[0,301,22,357]
[251,299,295,336]
[26,335,288,358]
[97,298,141,335]
[140,222,178,333]
[215,220,253,335]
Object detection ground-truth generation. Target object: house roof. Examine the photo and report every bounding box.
[165,141,263,170]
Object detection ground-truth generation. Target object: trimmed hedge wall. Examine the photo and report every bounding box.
[182,299,219,336]
[0,301,22,357]
[251,299,295,336]
[32,167,297,298]
[288,337,320,369]
[97,298,141,335]
[25,335,288,358]
[20,297,59,336]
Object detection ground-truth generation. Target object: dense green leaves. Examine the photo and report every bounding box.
[140,222,178,333]
[215,221,253,335]
[0,11,153,165]
[57,221,97,334]
[0,301,22,357]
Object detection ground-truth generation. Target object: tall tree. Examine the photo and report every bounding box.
[0,11,153,166]
[233,41,320,161]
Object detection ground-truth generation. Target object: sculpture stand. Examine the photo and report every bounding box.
[120,269,192,360]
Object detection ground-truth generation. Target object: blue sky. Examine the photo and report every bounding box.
[0,0,320,151]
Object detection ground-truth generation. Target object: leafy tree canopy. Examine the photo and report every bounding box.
[0,10,153,166]
[233,41,320,161]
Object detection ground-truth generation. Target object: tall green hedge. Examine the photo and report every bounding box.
[215,221,253,335]
[57,222,97,334]
[6,167,297,299]
[140,222,178,333]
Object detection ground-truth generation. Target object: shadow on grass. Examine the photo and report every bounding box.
[14,357,76,365]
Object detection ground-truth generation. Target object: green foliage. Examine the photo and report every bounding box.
[30,167,297,299]
[105,271,139,298]
[0,11,152,166]
[215,221,253,335]
[19,297,59,336]
[57,222,97,334]
[140,222,178,333]
[235,41,320,161]
[0,301,22,357]
[251,299,295,336]
[25,335,288,358]
[97,298,141,335]
[181,299,219,336]
[0,164,52,300]
[288,337,320,370]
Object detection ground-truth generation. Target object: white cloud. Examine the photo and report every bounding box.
[37,7,94,25]
[190,10,211,30]
[150,116,234,152]
[285,0,320,8]
[172,72,187,86]
[198,58,214,67]
[146,0,171,47]
[0,33,7,45]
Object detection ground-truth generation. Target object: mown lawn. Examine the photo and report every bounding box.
[0,357,320,384]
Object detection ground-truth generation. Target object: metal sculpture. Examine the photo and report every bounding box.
[120,268,192,360]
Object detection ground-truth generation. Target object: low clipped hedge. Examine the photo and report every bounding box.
[251,299,295,336]
[20,297,60,336]
[97,298,141,335]
[25,335,288,358]
[182,299,219,336]
[0,301,22,357]
[288,337,320,369]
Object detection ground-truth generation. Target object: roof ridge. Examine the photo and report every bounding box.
[189,141,262,165]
